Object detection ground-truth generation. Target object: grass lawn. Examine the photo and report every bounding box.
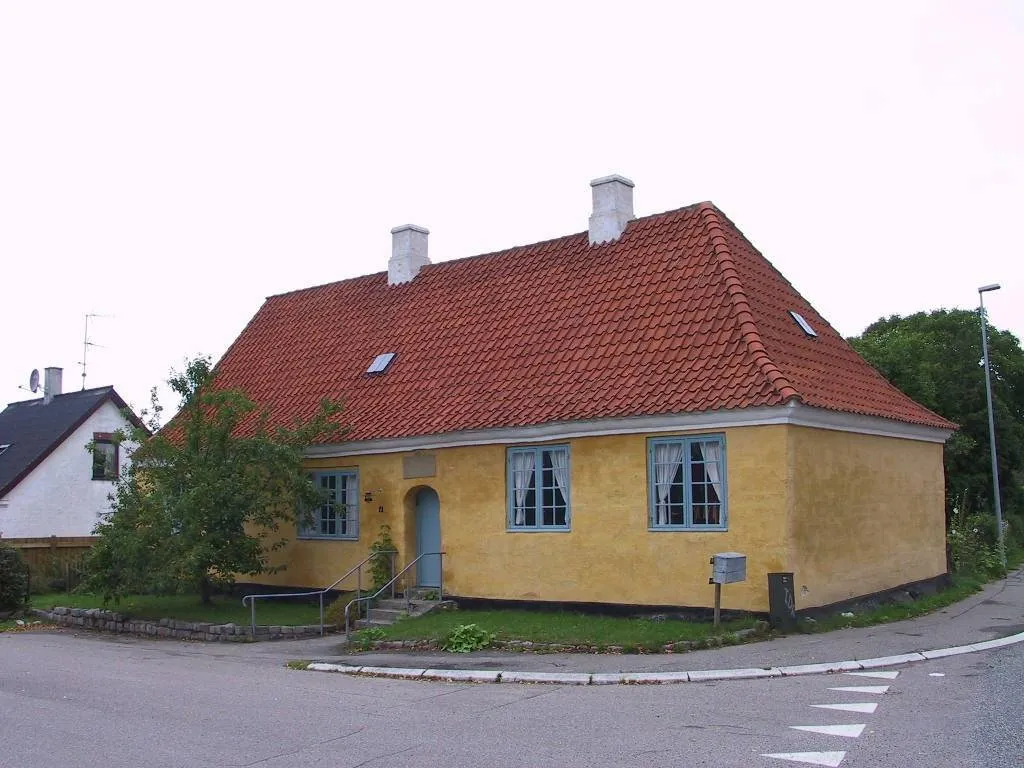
[800,573,986,633]
[367,570,1002,650]
[373,609,758,650]
[25,560,1015,645]
[30,591,353,626]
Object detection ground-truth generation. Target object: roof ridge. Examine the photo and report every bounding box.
[266,202,712,302]
[697,203,801,403]
[5,385,115,408]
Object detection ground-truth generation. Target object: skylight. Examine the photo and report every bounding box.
[789,311,818,337]
[366,353,397,375]
[0,444,10,456]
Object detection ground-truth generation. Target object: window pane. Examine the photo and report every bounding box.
[668,464,684,525]
[509,446,569,529]
[652,438,725,529]
[524,487,536,527]
[92,442,117,480]
[706,504,721,525]
[688,440,723,527]
[303,472,358,537]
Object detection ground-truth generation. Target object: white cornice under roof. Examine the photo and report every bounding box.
[304,402,954,459]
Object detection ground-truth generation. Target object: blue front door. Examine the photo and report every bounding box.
[415,488,442,588]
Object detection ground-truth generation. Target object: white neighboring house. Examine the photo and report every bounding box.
[0,367,143,538]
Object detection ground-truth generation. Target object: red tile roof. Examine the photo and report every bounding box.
[213,202,954,443]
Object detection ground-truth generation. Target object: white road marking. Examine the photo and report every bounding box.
[790,724,866,738]
[928,672,945,677]
[845,670,899,680]
[811,702,879,714]
[761,751,846,766]
[828,685,889,694]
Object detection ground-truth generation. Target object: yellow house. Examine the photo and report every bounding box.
[218,175,954,613]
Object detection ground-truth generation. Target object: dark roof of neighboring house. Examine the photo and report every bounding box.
[0,387,142,498]
[212,201,954,443]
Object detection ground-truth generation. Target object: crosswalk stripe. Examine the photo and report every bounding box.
[790,724,866,738]
[811,702,878,714]
[845,670,899,679]
[828,685,889,694]
[761,751,846,766]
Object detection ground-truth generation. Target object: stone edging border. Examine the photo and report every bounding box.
[301,631,1024,685]
[32,607,334,642]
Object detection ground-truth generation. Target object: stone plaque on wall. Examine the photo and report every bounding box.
[403,453,436,479]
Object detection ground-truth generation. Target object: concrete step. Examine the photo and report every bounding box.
[375,599,412,611]
[351,595,449,630]
[406,588,441,601]
[366,607,405,623]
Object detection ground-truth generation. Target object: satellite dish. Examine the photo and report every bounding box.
[29,369,40,393]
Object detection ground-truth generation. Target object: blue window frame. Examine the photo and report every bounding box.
[507,445,571,531]
[299,471,359,539]
[648,435,727,530]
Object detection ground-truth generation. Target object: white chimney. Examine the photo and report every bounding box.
[44,367,62,404]
[388,224,430,285]
[588,174,635,245]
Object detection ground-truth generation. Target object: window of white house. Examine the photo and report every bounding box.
[299,471,359,539]
[91,433,118,481]
[507,445,570,531]
[648,435,727,530]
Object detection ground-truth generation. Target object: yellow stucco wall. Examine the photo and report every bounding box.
[788,426,947,609]
[244,425,793,612]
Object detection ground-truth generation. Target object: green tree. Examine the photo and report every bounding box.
[848,309,1024,522]
[84,357,345,603]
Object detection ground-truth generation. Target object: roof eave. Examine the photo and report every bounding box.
[303,402,954,459]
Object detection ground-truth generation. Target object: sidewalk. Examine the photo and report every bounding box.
[287,569,1024,679]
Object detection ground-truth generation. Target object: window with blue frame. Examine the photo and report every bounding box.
[299,471,359,539]
[507,445,570,530]
[648,435,726,530]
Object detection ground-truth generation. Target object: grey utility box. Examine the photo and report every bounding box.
[767,572,797,630]
[710,552,747,584]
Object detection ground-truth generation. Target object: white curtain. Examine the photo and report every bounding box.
[511,451,536,526]
[654,443,684,525]
[549,449,569,514]
[699,441,723,504]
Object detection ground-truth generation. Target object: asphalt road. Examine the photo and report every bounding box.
[1,630,1021,768]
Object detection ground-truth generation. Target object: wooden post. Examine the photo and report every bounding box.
[713,583,722,627]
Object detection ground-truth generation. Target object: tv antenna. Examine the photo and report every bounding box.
[80,313,112,390]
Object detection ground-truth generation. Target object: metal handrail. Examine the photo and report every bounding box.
[241,550,396,638]
[344,550,445,641]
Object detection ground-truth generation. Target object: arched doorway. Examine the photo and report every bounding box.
[414,487,441,587]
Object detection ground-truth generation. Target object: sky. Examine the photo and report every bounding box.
[2,1,1022,420]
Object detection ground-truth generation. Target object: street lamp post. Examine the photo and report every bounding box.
[978,283,1005,567]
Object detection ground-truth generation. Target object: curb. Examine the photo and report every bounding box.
[300,630,1024,685]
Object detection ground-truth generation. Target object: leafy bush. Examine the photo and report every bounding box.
[948,512,1005,577]
[0,545,29,614]
[352,627,386,650]
[369,525,397,590]
[325,593,360,627]
[443,623,494,653]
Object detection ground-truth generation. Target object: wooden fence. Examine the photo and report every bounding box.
[3,536,97,592]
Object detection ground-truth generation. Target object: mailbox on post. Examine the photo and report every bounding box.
[710,552,747,584]
[709,552,747,626]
